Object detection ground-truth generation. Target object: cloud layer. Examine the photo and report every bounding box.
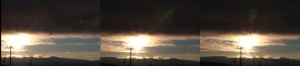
[100,0,200,36]
[100,35,181,52]
[200,34,290,52]
[2,0,299,36]
[1,0,100,34]
[199,0,300,35]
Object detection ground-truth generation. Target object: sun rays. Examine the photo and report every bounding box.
[126,35,151,53]
[2,33,32,51]
[236,35,260,52]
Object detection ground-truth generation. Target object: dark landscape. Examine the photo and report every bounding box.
[200,56,300,66]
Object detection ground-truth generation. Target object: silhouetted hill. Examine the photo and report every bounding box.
[100,63,120,66]
[201,56,300,66]
[200,61,234,66]
[1,56,100,66]
[100,57,200,66]
[1,56,200,66]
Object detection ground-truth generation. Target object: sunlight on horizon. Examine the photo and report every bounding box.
[235,35,260,53]
[126,35,151,53]
[118,55,171,60]
[227,55,281,59]
[2,33,32,51]
[2,54,51,58]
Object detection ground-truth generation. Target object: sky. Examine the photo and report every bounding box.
[1,0,299,61]
[1,0,100,60]
[199,0,300,60]
[1,0,201,61]
[101,34,200,61]
[1,33,100,60]
[100,0,201,61]
[200,34,300,60]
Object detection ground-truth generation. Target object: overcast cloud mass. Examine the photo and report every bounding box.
[1,0,100,34]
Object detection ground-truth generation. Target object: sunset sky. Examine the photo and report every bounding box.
[1,0,201,61]
[1,0,299,63]
[1,0,100,60]
[1,33,100,60]
[100,0,201,61]
[200,34,300,60]
[101,34,200,61]
[199,0,300,60]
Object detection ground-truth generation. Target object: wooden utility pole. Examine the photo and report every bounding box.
[129,48,133,66]
[29,58,32,66]
[240,47,243,66]
[9,46,12,66]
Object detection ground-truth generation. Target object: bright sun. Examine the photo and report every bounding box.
[236,35,260,52]
[2,33,32,51]
[126,35,150,53]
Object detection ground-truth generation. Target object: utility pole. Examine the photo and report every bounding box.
[239,47,243,66]
[129,48,133,66]
[29,58,32,66]
[9,46,12,66]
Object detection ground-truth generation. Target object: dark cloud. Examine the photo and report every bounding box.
[1,0,100,34]
[199,0,300,35]
[101,0,300,36]
[100,0,200,36]
[2,0,299,35]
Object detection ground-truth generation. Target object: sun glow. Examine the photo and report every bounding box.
[126,35,150,53]
[2,33,32,51]
[236,35,260,52]
[123,56,145,59]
